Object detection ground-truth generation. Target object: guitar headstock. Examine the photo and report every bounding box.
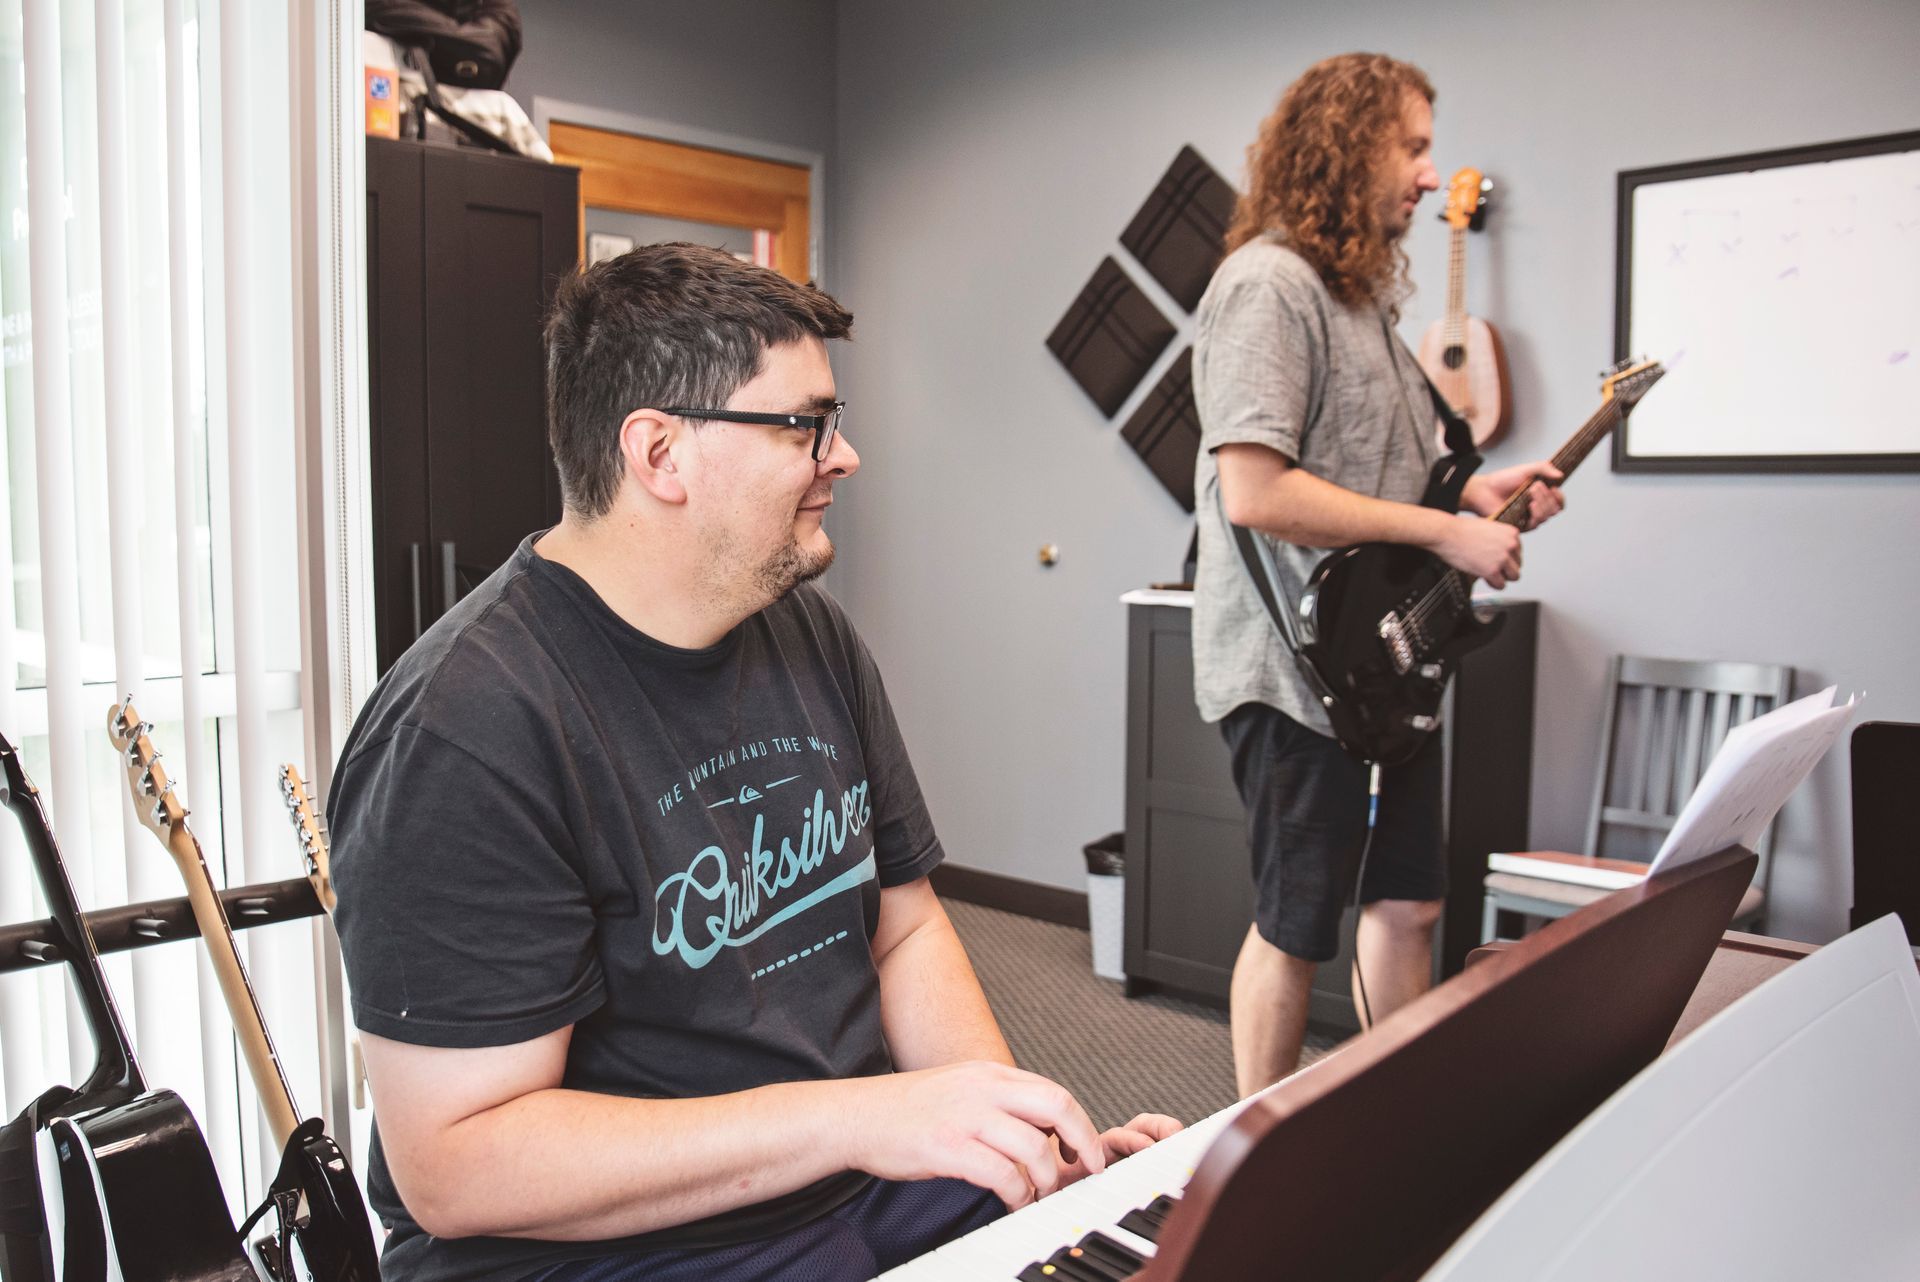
[1442,167,1492,231]
[1600,357,1666,411]
[278,763,337,914]
[106,697,188,846]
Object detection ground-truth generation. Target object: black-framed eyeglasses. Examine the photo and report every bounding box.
[662,401,844,461]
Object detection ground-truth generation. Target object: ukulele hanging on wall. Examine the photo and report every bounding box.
[1417,167,1512,448]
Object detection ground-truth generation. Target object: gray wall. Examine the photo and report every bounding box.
[509,0,837,159]
[827,0,1920,943]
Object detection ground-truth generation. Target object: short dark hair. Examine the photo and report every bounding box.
[543,242,853,519]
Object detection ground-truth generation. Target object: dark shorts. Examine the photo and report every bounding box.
[1219,702,1445,963]
[525,1176,1003,1282]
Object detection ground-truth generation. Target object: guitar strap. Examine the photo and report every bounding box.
[1418,369,1483,514]
[1221,486,1336,706]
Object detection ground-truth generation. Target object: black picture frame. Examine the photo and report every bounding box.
[1613,129,1920,474]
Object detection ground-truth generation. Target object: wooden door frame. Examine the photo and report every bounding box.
[532,97,826,286]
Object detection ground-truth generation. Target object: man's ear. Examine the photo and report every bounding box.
[620,409,687,505]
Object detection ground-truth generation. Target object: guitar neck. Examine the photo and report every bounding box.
[1444,226,1466,343]
[1486,398,1625,531]
[1434,395,1627,605]
[165,825,303,1146]
[1,744,146,1103]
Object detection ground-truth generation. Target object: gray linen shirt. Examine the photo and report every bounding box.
[1191,237,1440,733]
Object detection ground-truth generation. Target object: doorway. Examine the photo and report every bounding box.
[542,109,819,284]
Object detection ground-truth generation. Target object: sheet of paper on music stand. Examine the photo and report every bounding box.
[1646,686,1856,877]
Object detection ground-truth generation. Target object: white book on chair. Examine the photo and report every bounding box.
[1487,850,1648,892]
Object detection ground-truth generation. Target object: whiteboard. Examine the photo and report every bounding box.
[1616,133,1920,471]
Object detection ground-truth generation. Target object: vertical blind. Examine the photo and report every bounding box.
[0,0,366,1220]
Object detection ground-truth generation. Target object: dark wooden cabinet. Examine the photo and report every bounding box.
[366,138,580,674]
[1122,597,1537,1032]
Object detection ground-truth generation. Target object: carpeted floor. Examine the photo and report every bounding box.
[944,899,1342,1131]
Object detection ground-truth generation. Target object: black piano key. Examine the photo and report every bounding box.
[1116,1190,1183,1243]
[1048,1249,1118,1282]
[1069,1244,1136,1282]
[1013,1250,1101,1282]
[1078,1230,1148,1275]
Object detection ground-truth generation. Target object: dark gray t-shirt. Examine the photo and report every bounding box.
[1191,237,1440,731]
[329,536,945,1281]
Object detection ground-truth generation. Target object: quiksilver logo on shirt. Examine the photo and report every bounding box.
[651,781,875,969]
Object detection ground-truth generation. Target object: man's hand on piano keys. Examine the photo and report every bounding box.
[1053,1112,1185,1189]
[842,1061,1107,1210]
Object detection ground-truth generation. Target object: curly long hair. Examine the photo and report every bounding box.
[1224,53,1435,308]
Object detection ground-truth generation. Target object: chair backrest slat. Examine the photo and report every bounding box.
[1674,687,1707,809]
[1623,684,1655,817]
[1582,657,1627,855]
[1649,685,1681,817]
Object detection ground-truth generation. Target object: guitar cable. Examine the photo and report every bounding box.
[1349,762,1384,1031]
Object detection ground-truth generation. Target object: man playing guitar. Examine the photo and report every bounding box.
[1192,53,1565,1095]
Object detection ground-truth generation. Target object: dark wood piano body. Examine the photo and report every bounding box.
[1138,845,1758,1282]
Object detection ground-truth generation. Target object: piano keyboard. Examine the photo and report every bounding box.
[874,1095,1259,1281]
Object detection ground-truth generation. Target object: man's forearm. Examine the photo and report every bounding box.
[391,1075,880,1242]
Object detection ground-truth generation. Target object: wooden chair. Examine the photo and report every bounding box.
[1482,655,1793,943]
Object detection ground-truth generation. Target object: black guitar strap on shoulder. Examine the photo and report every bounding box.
[1419,370,1483,514]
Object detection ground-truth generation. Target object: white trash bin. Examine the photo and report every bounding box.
[1083,833,1126,982]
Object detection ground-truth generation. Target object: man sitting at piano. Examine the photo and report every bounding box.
[326,243,1179,1282]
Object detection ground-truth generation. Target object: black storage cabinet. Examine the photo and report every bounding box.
[1122,598,1538,1031]
[365,137,580,674]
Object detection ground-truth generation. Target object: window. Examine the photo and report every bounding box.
[0,0,351,1224]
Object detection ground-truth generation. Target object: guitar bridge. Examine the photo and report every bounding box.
[1378,614,1415,674]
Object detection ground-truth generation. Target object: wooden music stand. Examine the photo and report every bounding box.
[1138,844,1758,1282]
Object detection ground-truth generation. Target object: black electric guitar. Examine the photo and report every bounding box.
[1275,360,1664,765]
[0,730,254,1281]
[106,701,380,1282]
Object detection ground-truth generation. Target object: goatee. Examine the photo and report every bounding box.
[754,536,835,603]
